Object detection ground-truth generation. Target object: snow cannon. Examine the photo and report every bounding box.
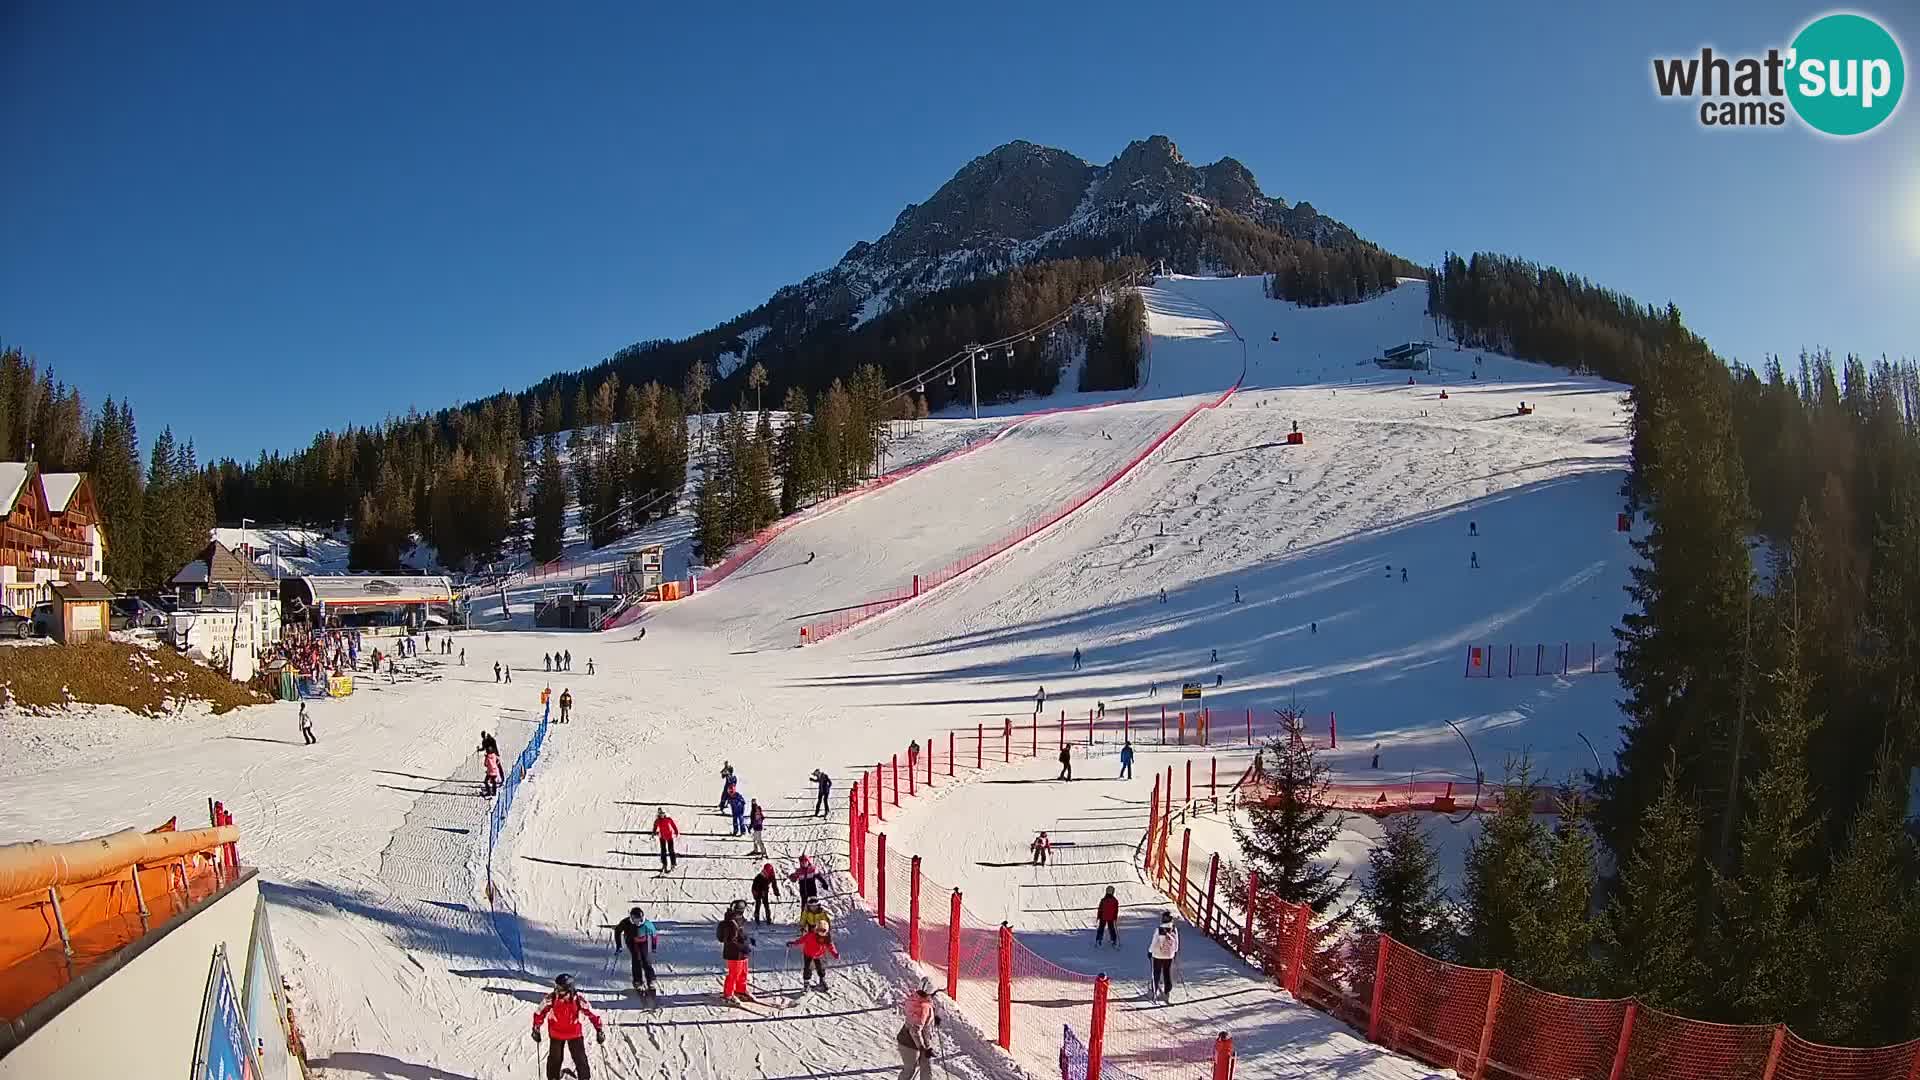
[1516,401,1534,416]
[1285,420,1304,446]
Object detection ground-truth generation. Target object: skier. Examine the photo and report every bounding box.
[728,788,748,837]
[1210,648,1217,663]
[651,808,680,871]
[494,661,501,683]
[298,702,315,745]
[483,748,503,797]
[587,658,594,675]
[798,896,829,934]
[1234,587,1241,604]
[638,627,646,640]
[1035,686,1046,714]
[907,741,920,774]
[718,901,756,1004]
[1071,647,1082,670]
[1371,743,1381,770]
[748,799,768,857]
[751,862,781,924]
[564,649,572,671]
[806,551,816,564]
[1119,741,1135,780]
[1148,912,1180,1002]
[559,688,573,723]
[1215,674,1223,687]
[718,763,737,811]
[1057,743,1072,782]
[478,729,499,756]
[460,648,466,666]
[789,854,826,906]
[790,914,839,991]
[810,769,833,816]
[614,907,659,996]
[1095,886,1120,947]
[532,974,605,1080]
[1401,567,1407,583]
[1149,681,1158,698]
[1469,520,1478,537]
[1310,622,1318,635]
[1470,551,1480,569]
[544,653,553,673]
[1030,831,1051,866]
[896,980,943,1080]
[504,664,512,683]
[1159,588,1167,604]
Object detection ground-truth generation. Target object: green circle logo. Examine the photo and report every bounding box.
[1787,13,1905,136]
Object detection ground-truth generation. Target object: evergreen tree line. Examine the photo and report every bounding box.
[1081,290,1147,391]
[1,347,89,470]
[1264,246,1411,307]
[1425,252,1680,383]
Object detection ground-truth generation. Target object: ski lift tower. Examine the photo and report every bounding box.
[961,344,980,419]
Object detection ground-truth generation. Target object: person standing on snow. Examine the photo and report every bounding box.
[1148,912,1180,1001]
[532,974,605,1080]
[719,901,756,1003]
[747,799,767,857]
[494,661,501,683]
[483,748,503,797]
[544,653,552,673]
[789,854,826,907]
[751,862,781,924]
[651,808,680,871]
[907,741,920,773]
[1095,886,1121,947]
[1030,831,1051,866]
[587,657,594,675]
[810,770,833,816]
[1119,741,1135,780]
[798,896,829,935]
[504,664,512,684]
[298,702,315,745]
[718,763,737,811]
[1071,647,1082,670]
[1057,743,1072,782]
[728,788,748,837]
[559,688,573,723]
[478,730,500,756]
[790,915,839,991]
[896,981,943,1080]
[614,907,659,995]
[564,649,572,672]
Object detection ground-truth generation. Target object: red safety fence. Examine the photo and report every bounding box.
[803,379,1243,644]
[1139,779,1920,1080]
[1464,642,1618,679]
[846,733,1218,1080]
[943,705,1338,754]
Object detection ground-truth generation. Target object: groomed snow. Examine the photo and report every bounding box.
[1,276,1632,1080]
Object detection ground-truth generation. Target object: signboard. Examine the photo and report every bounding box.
[192,943,260,1080]
[70,604,102,631]
[1180,683,1202,700]
[244,900,292,1079]
[327,675,354,697]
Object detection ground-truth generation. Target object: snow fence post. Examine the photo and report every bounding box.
[1160,706,1166,744]
[1058,712,1064,751]
[1240,872,1258,957]
[1203,854,1219,938]
[1185,759,1192,804]
[892,754,901,806]
[1286,902,1310,995]
[1148,777,1160,866]
[909,855,922,961]
[1087,974,1111,1080]
[1202,707,1209,745]
[1210,757,1218,807]
[1003,718,1011,763]
[1472,970,1503,1080]
[997,923,1013,1050]
[1329,712,1337,749]
[1088,708,1094,745]
[1607,1002,1638,1080]
[1246,708,1252,745]
[1177,829,1192,916]
[1211,1034,1235,1080]
[1178,711,1185,743]
[1030,715,1037,757]
[947,889,963,999]
[876,833,888,927]
[1367,935,1391,1045]
[976,723,983,770]
[907,748,916,798]
[876,764,885,822]
[1759,1026,1787,1080]
[1124,706,1130,742]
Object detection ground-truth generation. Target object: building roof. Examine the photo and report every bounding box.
[38,473,83,513]
[172,541,275,589]
[50,579,114,601]
[0,463,30,516]
[299,574,454,607]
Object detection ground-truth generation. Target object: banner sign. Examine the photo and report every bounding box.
[192,943,260,1080]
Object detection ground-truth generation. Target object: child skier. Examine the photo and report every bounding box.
[751,862,781,924]
[728,789,748,837]
[1030,831,1051,866]
[532,974,605,1080]
[748,799,767,856]
[1148,911,1180,1001]
[798,896,829,935]
[1095,886,1120,947]
[719,901,756,1004]
[789,854,826,906]
[651,808,680,871]
[483,748,503,797]
[613,907,659,996]
[790,915,839,991]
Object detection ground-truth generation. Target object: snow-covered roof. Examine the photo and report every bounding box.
[0,463,28,515]
[298,575,454,607]
[39,473,82,512]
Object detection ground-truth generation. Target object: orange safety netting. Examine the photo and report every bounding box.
[0,823,239,1023]
[1141,792,1920,1080]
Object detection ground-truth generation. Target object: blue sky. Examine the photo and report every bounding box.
[3,1,1916,461]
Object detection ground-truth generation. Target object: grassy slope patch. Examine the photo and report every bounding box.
[0,642,270,716]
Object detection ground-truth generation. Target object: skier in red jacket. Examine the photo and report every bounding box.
[652,808,679,871]
[1095,886,1120,948]
[532,974,604,1079]
[788,915,840,991]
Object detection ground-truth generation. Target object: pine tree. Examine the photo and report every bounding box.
[776,386,811,515]
[1711,603,1822,1025]
[1599,764,1707,1012]
[1522,791,1597,994]
[1230,713,1348,913]
[88,398,145,586]
[141,428,182,587]
[349,460,414,569]
[1459,762,1551,972]
[1356,813,1452,955]
[747,362,769,416]
[530,434,566,563]
[1808,746,1911,1045]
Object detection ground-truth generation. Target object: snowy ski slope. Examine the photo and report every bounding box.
[1,277,1633,1080]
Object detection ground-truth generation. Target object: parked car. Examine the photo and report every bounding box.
[0,605,31,639]
[112,596,169,629]
[30,603,55,637]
